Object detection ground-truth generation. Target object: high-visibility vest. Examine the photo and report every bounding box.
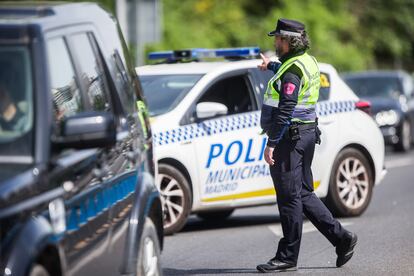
[263,52,320,123]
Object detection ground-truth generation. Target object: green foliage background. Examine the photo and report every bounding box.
[37,0,414,72]
[146,0,414,72]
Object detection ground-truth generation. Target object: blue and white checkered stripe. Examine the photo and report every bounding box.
[316,100,356,116]
[153,101,356,146]
[153,112,260,146]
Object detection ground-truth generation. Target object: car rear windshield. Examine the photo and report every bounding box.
[0,45,34,163]
[343,76,402,99]
[139,74,203,116]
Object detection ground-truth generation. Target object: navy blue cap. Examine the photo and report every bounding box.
[268,18,305,37]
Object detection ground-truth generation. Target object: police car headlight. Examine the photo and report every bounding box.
[375,110,399,126]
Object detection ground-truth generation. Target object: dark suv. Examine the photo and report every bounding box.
[343,71,414,152]
[0,3,163,276]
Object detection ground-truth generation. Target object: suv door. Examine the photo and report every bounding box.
[190,72,275,206]
[67,31,144,275]
[45,35,112,275]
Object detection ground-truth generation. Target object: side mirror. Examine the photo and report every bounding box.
[53,112,116,150]
[196,102,228,120]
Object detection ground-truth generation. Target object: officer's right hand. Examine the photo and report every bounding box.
[264,146,275,166]
[257,53,269,71]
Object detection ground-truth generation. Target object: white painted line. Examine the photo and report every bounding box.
[268,224,283,237]
[268,221,353,237]
[385,158,414,169]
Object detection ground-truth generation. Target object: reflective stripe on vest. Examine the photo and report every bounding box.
[263,53,320,110]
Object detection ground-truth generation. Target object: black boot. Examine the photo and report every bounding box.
[336,232,358,267]
[257,257,297,273]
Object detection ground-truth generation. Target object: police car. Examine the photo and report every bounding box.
[136,47,386,235]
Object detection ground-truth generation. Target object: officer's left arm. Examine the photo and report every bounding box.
[267,65,302,147]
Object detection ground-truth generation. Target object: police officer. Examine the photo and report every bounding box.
[256,19,358,273]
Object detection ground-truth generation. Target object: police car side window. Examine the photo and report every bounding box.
[251,68,273,99]
[198,75,255,115]
[69,33,111,112]
[318,72,331,102]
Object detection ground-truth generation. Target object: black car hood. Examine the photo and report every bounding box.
[361,96,401,114]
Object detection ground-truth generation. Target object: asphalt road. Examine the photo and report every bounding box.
[161,148,414,275]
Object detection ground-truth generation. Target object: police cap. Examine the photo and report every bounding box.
[268,18,305,37]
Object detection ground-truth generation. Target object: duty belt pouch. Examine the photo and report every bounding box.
[289,125,301,141]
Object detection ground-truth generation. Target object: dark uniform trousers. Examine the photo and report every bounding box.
[270,127,346,265]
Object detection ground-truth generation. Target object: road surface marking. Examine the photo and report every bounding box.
[268,221,353,237]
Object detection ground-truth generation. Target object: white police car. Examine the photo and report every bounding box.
[137,47,386,235]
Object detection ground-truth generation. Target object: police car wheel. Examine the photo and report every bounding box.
[28,264,50,276]
[326,148,373,217]
[394,119,411,152]
[158,164,192,235]
[196,209,234,221]
[137,218,162,276]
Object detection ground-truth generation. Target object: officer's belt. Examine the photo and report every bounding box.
[283,122,316,140]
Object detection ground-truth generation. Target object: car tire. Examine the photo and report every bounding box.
[157,164,192,235]
[394,119,411,152]
[197,209,234,221]
[325,148,373,217]
[28,265,50,276]
[137,218,162,276]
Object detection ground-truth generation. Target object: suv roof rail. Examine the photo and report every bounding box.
[0,6,55,18]
[148,47,260,63]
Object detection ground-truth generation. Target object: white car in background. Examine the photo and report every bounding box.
[137,48,386,235]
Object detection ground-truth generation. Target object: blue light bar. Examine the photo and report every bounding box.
[148,47,260,60]
[148,51,175,60]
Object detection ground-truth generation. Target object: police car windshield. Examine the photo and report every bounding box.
[139,74,203,116]
[0,45,34,163]
[343,76,402,99]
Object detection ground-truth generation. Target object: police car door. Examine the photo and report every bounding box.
[192,72,274,206]
[313,71,340,193]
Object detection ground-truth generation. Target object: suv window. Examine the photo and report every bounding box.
[70,33,111,112]
[198,75,256,115]
[0,45,33,160]
[112,50,136,114]
[47,38,83,123]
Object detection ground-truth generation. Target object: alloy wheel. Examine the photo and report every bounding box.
[157,173,185,229]
[336,157,369,210]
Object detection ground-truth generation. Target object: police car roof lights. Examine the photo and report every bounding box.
[148,47,260,61]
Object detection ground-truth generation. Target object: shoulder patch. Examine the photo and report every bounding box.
[283,82,296,95]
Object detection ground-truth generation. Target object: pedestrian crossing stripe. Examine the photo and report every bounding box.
[153,100,356,146]
[201,181,320,202]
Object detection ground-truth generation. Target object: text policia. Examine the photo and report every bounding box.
[203,137,270,194]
